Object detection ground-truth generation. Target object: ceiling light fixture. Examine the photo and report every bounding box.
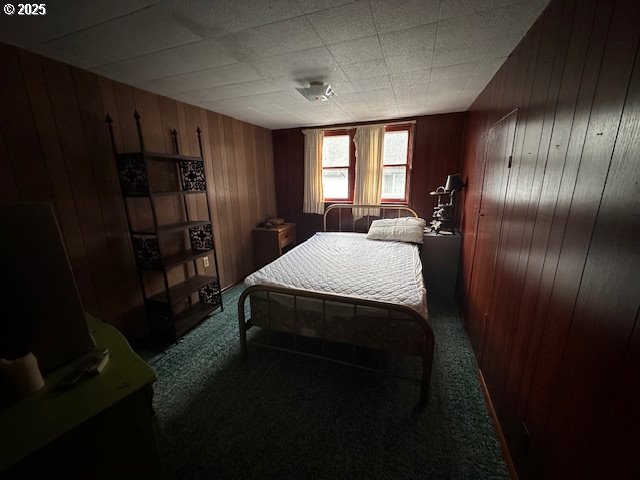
[295,81,336,102]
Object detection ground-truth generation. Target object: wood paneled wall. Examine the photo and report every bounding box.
[459,0,640,478]
[0,43,276,339]
[272,113,466,242]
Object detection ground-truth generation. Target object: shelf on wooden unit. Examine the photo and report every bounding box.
[146,275,217,303]
[117,151,203,162]
[157,249,212,270]
[132,220,210,235]
[151,190,206,197]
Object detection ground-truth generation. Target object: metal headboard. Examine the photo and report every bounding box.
[323,203,419,232]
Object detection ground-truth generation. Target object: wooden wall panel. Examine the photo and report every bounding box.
[14,50,100,316]
[272,113,465,244]
[0,42,275,339]
[0,132,19,201]
[459,0,640,478]
[496,1,603,460]
[481,0,567,411]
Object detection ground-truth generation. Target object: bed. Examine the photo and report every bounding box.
[238,204,434,405]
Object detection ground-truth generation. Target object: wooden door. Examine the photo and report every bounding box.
[465,110,517,358]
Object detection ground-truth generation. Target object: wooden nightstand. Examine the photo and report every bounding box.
[253,223,296,269]
[421,230,461,300]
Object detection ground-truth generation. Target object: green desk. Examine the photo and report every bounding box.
[0,315,164,478]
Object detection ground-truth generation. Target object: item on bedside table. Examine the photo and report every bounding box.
[263,217,284,229]
[428,173,465,234]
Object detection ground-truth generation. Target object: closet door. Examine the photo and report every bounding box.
[466,110,517,359]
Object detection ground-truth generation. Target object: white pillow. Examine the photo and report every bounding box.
[366,217,426,244]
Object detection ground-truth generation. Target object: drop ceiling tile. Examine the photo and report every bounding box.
[389,70,430,89]
[0,0,162,46]
[41,4,202,67]
[386,51,434,74]
[307,1,377,45]
[328,36,384,65]
[436,8,506,50]
[429,76,470,96]
[92,39,238,82]
[432,44,489,68]
[249,47,339,78]
[219,17,323,61]
[430,62,478,81]
[474,56,507,75]
[368,105,400,117]
[464,76,493,96]
[351,76,393,92]
[378,23,437,57]
[501,1,550,33]
[394,84,430,102]
[44,3,201,66]
[172,0,303,35]
[32,45,95,70]
[296,0,357,14]
[150,63,263,92]
[359,89,397,107]
[235,91,306,106]
[369,0,440,34]
[396,97,427,109]
[426,97,471,113]
[249,103,305,119]
[491,0,514,6]
[439,0,494,20]
[398,105,429,117]
[342,59,388,81]
[329,81,359,95]
[332,91,366,106]
[270,77,349,102]
[185,79,281,102]
[487,33,525,58]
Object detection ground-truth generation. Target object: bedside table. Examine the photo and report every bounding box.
[421,230,461,300]
[253,223,296,269]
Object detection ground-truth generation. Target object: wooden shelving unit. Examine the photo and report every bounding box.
[108,111,223,341]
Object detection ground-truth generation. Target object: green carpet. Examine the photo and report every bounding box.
[145,285,509,479]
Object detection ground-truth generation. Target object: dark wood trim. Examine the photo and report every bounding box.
[477,368,519,480]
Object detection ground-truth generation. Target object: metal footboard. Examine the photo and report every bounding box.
[238,284,434,406]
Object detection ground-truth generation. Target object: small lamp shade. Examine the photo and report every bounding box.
[444,173,465,192]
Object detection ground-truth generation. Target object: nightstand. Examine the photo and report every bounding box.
[253,223,296,269]
[421,230,461,300]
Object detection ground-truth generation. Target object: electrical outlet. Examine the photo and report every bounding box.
[203,256,210,268]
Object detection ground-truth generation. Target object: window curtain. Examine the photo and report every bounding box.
[353,125,385,219]
[302,129,324,215]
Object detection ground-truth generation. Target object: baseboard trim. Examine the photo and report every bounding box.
[477,368,519,480]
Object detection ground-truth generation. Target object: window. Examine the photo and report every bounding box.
[321,124,411,203]
[381,126,411,203]
[322,130,354,201]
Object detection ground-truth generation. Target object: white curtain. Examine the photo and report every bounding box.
[302,129,324,215]
[353,125,385,219]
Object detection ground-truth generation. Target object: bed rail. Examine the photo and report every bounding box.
[323,203,419,232]
[238,284,434,406]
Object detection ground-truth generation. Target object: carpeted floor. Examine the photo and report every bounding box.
[143,285,509,480]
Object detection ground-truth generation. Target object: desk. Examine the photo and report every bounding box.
[0,315,164,478]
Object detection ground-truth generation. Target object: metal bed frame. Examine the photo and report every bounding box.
[238,204,434,405]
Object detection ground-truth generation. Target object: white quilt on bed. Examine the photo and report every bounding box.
[244,232,427,317]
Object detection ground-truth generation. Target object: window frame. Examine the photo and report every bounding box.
[321,129,355,202]
[380,124,413,204]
